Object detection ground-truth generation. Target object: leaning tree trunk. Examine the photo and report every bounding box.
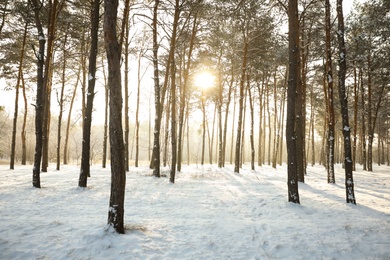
[104,0,126,234]
[325,0,335,183]
[79,0,100,188]
[30,0,46,188]
[287,0,300,203]
[336,0,356,204]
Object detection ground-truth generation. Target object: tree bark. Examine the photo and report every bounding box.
[287,0,300,203]
[105,0,126,234]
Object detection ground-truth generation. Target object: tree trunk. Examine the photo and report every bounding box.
[124,17,130,171]
[10,21,28,169]
[42,0,62,173]
[102,57,108,168]
[56,24,68,171]
[287,0,300,203]
[169,0,180,183]
[178,13,198,171]
[234,39,248,173]
[325,0,335,183]
[64,69,79,165]
[247,75,255,170]
[272,69,278,169]
[30,0,46,188]
[151,0,161,177]
[222,65,234,167]
[360,71,367,170]
[336,0,356,204]
[135,52,141,167]
[352,63,359,171]
[104,0,126,234]
[21,68,28,165]
[79,0,100,187]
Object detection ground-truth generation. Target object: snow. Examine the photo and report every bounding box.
[1,163,389,259]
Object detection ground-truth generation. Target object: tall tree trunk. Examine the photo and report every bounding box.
[105,0,126,234]
[248,75,255,170]
[278,71,287,166]
[124,18,130,171]
[325,0,335,183]
[21,68,28,165]
[135,52,141,167]
[178,14,198,171]
[30,0,46,188]
[234,39,248,173]
[287,0,300,203]
[266,78,271,165]
[102,57,108,168]
[63,69,79,165]
[230,85,237,165]
[272,69,278,169]
[42,0,62,173]
[169,0,180,183]
[360,71,367,170]
[151,0,161,177]
[336,0,356,204]
[257,78,264,166]
[163,92,171,167]
[79,0,100,187]
[352,63,359,171]
[56,24,68,171]
[201,94,206,165]
[10,21,28,169]
[222,65,234,167]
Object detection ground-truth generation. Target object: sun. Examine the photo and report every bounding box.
[194,72,215,89]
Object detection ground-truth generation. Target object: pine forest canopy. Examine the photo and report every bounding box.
[0,0,388,203]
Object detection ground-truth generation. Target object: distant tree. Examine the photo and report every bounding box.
[104,0,126,234]
[10,19,28,170]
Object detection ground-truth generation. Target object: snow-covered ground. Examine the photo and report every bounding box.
[0,163,389,259]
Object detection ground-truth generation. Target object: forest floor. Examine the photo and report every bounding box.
[0,162,389,259]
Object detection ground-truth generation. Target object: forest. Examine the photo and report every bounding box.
[0,0,389,236]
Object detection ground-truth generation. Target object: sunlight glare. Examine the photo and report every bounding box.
[194,72,215,89]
